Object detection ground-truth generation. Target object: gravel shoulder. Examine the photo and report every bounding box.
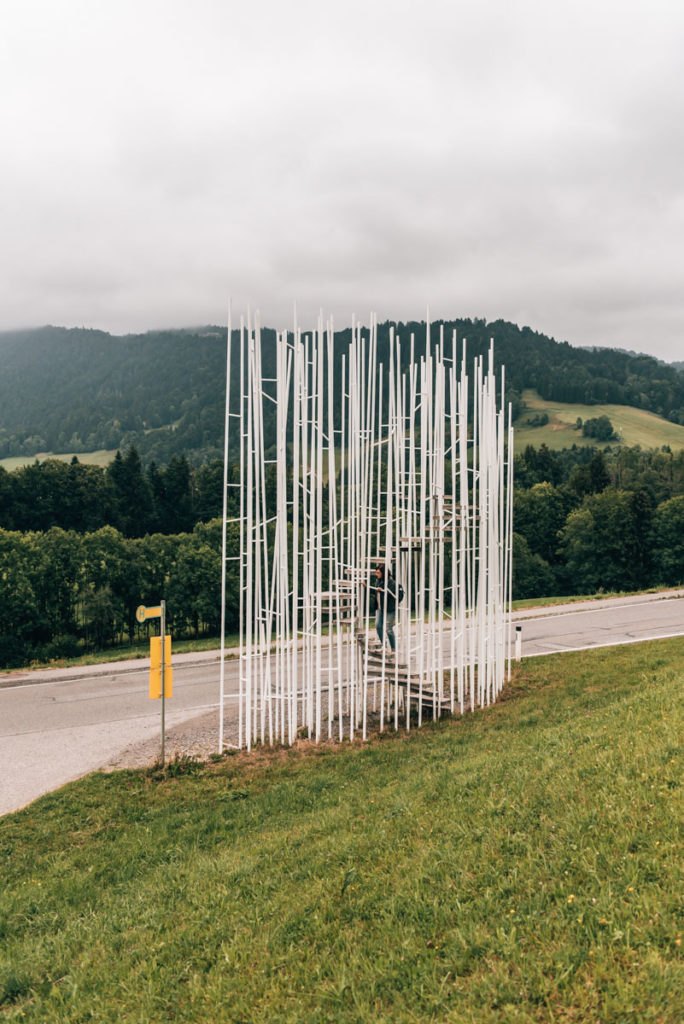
[103,706,236,771]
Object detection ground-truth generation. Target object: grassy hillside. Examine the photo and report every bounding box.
[515,389,684,453]
[1,640,681,1022]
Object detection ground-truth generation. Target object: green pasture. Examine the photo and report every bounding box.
[1,638,681,1022]
[0,449,117,471]
[514,390,684,453]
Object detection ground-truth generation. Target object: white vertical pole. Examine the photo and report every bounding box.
[506,405,514,681]
[238,317,246,748]
[290,329,301,745]
[449,330,458,713]
[219,303,232,752]
[392,330,403,732]
[244,318,255,749]
[315,314,324,742]
[339,350,347,741]
[405,340,417,729]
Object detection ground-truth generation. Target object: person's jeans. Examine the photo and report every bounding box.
[376,608,396,651]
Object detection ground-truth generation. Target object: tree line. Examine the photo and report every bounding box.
[512,444,684,598]
[0,519,239,668]
[1,441,683,668]
[0,450,228,536]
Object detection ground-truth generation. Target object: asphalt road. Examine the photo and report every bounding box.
[513,591,684,655]
[0,651,239,817]
[1,590,682,817]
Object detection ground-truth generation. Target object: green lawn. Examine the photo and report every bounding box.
[510,585,681,612]
[514,390,684,453]
[1,639,682,1022]
[0,449,117,471]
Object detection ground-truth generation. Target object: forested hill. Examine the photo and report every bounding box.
[0,325,231,464]
[1,320,683,464]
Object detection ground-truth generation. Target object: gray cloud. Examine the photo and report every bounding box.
[0,0,682,360]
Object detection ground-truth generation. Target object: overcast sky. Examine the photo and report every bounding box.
[1,0,682,361]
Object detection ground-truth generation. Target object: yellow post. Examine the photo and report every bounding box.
[149,635,173,698]
[140,600,171,765]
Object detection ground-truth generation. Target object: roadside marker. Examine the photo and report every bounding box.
[136,601,171,765]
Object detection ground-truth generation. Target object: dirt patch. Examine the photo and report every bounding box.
[102,690,478,774]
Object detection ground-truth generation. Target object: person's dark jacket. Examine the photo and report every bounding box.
[371,571,397,614]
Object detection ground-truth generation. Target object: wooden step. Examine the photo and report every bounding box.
[355,629,455,704]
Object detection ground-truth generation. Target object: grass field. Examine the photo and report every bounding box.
[1,639,682,1022]
[510,586,682,612]
[514,390,684,453]
[0,449,117,471]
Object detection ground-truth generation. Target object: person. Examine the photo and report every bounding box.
[362,563,397,653]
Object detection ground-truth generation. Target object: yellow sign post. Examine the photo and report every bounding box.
[136,605,162,623]
[149,635,173,699]
[136,601,171,765]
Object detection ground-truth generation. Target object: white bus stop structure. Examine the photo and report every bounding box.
[219,314,514,751]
